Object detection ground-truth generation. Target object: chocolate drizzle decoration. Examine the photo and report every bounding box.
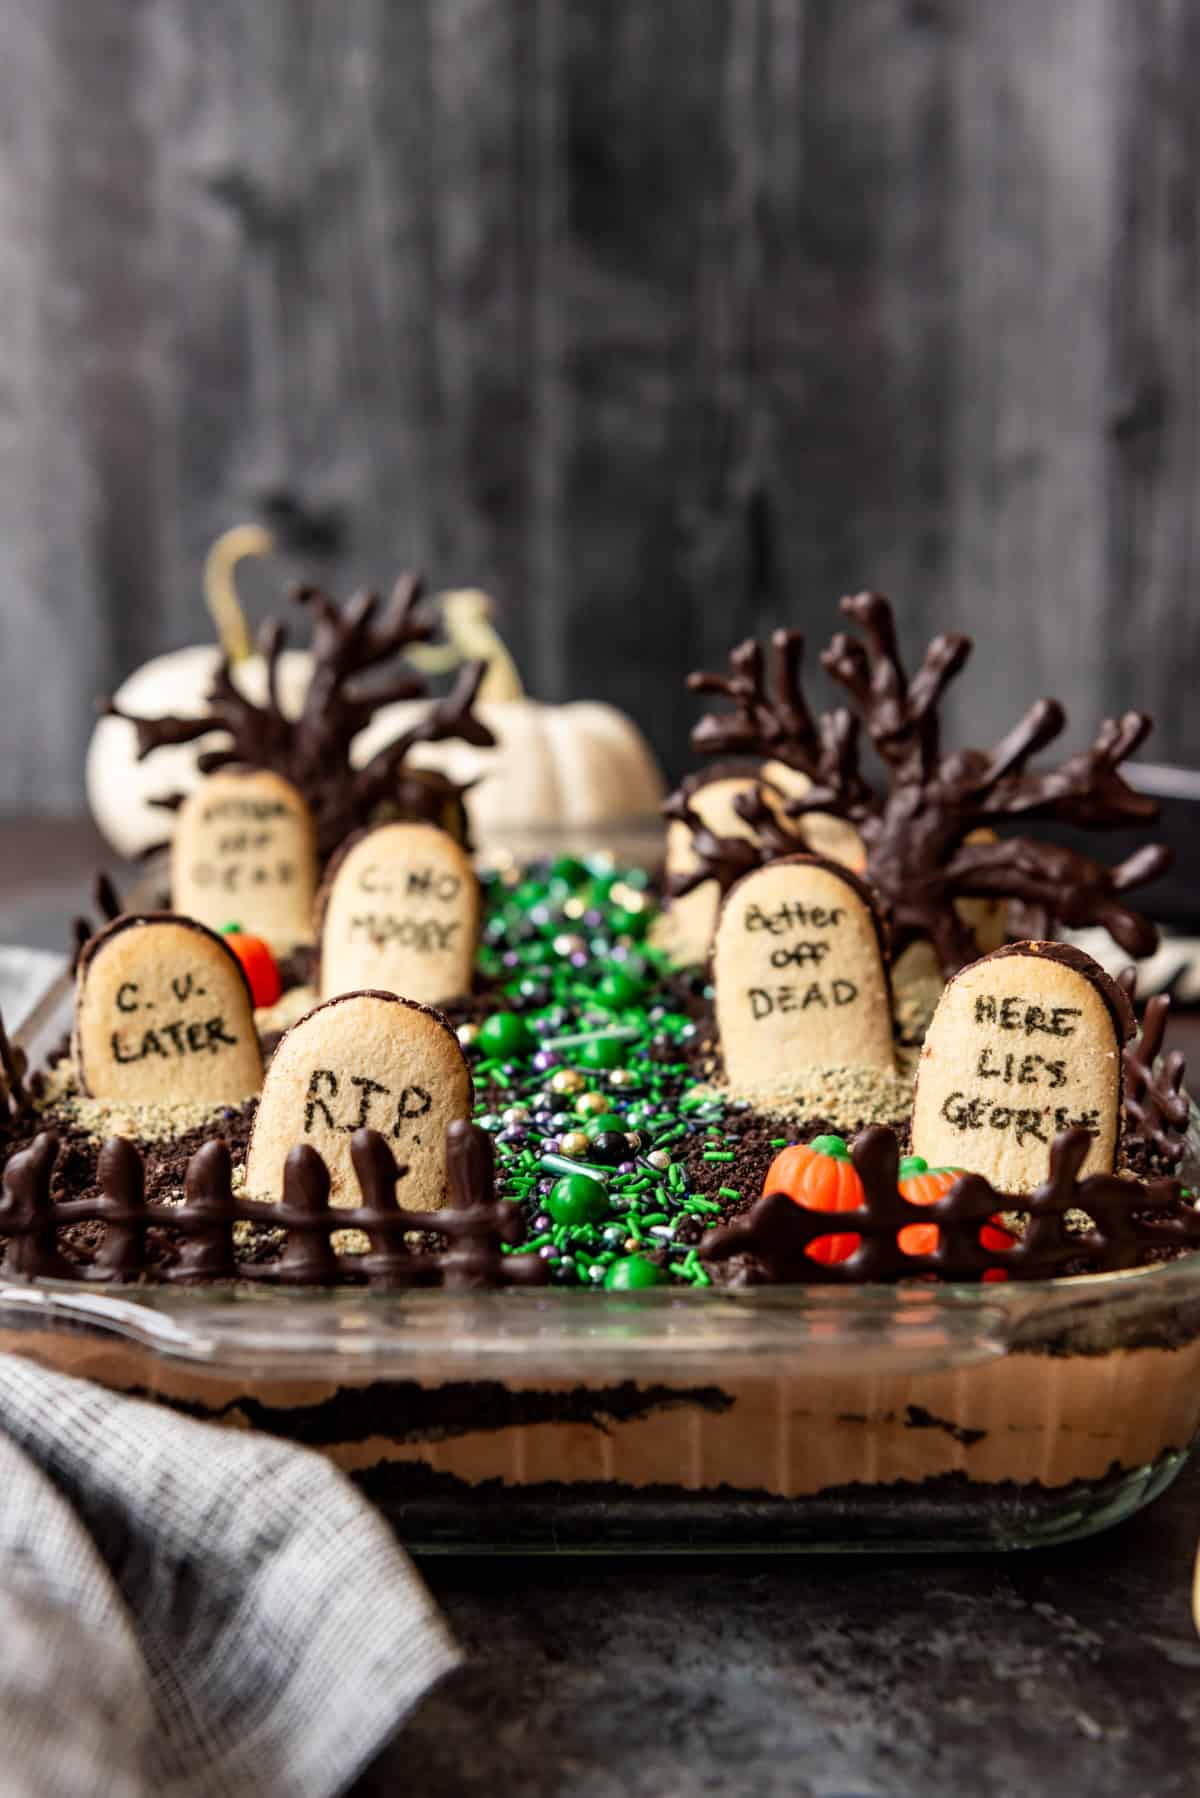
[0,1122,549,1290]
[700,1125,1200,1285]
[670,593,1171,973]
[103,575,495,863]
[1118,968,1191,1167]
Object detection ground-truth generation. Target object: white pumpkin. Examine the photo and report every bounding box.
[86,527,314,858]
[350,590,666,850]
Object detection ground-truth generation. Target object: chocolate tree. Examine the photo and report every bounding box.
[671,592,1170,973]
[104,575,495,862]
[1117,968,1190,1167]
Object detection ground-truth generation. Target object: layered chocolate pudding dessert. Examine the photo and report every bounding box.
[1,572,1197,1549]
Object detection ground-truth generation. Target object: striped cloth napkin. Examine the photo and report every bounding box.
[0,1356,460,1797]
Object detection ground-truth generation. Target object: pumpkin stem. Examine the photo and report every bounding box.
[898,1155,928,1177]
[408,589,526,703]
[203,524,273,666]
[809,1133,850,1160]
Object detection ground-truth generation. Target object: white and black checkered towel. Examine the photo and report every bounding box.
[0,1355,460,1798]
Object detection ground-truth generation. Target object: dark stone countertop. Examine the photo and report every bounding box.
[359,1456,1200,1796]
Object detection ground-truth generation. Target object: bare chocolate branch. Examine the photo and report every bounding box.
[668,590,1170,973]
[106,574,496,862]
[1118,968,1191,1167]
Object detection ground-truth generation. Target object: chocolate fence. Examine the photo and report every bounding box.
[2,1110,1198,1289]
[0,1119,550,1290]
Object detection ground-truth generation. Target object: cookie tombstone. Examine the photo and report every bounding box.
[244,990,472,1207]
[911,942,1133,1189]
[171,768,317,945]
[714,855,894,1095]
[76,914,263,1105]
[318,823,479,1005]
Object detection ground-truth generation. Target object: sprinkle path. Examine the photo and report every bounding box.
[454,856,842,1289]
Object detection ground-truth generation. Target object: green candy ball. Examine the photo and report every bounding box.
[550,855,589,887]
[478,1012,534,1059]
[595,968,646,1008]
[547,1174,610,1227]
[578,1035,626,1070]
[604,1255,662,1291]
[584,1112,626,1140]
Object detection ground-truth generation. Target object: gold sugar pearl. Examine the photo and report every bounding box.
[561,897,587,920]
[608,1068,637,1088]
[576,1092,609,1117]
[456,1023,480,1048]
[647,1149,671,1171]
[549,1068,586,1096]
[559,1131,591,1159]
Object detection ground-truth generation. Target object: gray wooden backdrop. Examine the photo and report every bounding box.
[0,0,1197,813]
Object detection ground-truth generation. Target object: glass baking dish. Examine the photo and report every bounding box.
[5,912,1200,1554]
[3,1257,1200,1554]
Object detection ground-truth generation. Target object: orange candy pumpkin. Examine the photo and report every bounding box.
[218,923,282,1009]
[897,1156,1014,1282]
[762,1135,863,1264]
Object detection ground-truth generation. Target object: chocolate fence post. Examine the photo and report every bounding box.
[1018,1128,1094,1274]
[92,1137,148,1279]
[349,1128,416,1286]
[277,1145,340,1285]
[1,1133,74,1280]
[446,1117,495,1211]
[172,1139,238,1280]
[436,1120,549,1290]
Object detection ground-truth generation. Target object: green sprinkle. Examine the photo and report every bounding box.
[702,1151,735,1163]
[538,1154,610,1182]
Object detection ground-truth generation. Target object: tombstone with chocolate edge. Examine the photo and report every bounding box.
[910,941,1133,1190]
[75,914,264,1105]
[244,990,472,1207]
[713,854,894,1095]
[171,768,317,946]
[317,822,479,1005]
